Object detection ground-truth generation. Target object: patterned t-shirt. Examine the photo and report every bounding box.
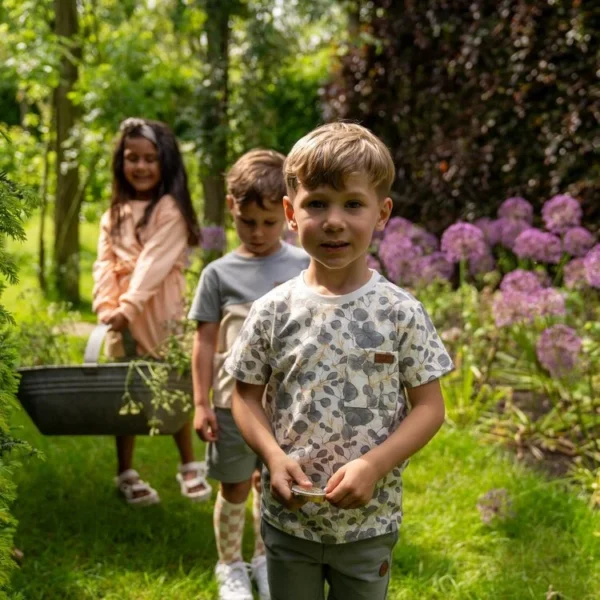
[224,270,453,543]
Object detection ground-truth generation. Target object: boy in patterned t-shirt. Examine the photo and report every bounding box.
[224,123,454,600]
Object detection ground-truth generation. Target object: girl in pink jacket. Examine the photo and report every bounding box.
[93,118,211,506]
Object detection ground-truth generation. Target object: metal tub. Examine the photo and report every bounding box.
[17,325,192,436]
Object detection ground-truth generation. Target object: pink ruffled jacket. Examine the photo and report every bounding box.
[92,195,188,358]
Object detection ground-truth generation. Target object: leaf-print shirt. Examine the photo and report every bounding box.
[224,270,454,543]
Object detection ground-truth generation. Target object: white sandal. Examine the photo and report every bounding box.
[176,461,212,502]
[115,469,160,506]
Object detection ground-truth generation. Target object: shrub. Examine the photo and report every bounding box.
[323,1,600,233]
[0,162,38,592]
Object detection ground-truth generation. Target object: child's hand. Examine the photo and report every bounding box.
[325,458,379,509]
[193,404,219,442]
[268,456,312,510]
[105,311,128,332]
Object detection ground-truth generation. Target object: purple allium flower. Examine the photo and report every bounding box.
[500,269,543,293]
[384,216,413,237]
[536,324,582,378]
[477,489,514,525]
[537,288,566,319]
[492,287,565,327]
[378,232,423,284]
[563,258,588,290]
[410,225,439,254]
[498,197,534,224]
[563,227,595,257]
[584,244,600,288]
[201,226,227,251]
[513,228,562,264]
[412,252,454,286]
[441,222,488,263]
[469,251,495,276]
[474,217,502,246]
[496,218,531,249]
[542,194,582,233]
[366,253,382,273]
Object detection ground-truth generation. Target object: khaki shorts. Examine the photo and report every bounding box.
[206,408,261,483]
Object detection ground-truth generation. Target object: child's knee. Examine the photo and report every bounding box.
[221,479,252,503]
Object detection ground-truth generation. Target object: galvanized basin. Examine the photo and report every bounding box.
[17,325,192,436]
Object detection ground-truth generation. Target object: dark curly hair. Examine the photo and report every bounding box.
[110,118,200,246]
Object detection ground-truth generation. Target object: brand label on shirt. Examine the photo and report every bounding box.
[374,352,395,364]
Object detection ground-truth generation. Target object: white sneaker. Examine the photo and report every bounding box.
[251,555,271,600]
[215,561,253,600]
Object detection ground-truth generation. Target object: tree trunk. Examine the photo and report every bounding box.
[38,112,52,293]
[198,0,231,227]
[53,0,81,303]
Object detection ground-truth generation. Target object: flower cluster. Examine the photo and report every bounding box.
[535,324,582,378]
[477,488,514,526]
[469,251,495,276]
[413,252,454,286]
[200,226,227,252]
[513,229,562,264]
[378,231,423,284]
[583,245,600,288]
[563,227,595,257]
[474,217,501,246]
[441,222,487,263]
[492,287,565,327]
[563,258,587,290]
[542,194,582,233]
[496,217,530,249]
[500,269,543,294]
[498,197,534,223]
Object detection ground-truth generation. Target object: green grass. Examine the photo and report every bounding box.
[6,215,600,598]
[10,411,600,599]
[3,215,98,322]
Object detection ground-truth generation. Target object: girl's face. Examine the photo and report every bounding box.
[123,136,161,199]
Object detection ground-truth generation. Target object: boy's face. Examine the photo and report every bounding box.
[228,196,285,257]
[284,172,392,273]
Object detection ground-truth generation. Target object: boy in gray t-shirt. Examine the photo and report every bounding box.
[188,149,308,600]
[225,124,453,600]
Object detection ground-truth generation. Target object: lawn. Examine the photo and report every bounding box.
[10,411,600,600]
[6,215,600,599]
[4,215,98,322]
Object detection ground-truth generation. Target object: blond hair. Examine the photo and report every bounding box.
[284,122,395,198]
[227,149,286,209]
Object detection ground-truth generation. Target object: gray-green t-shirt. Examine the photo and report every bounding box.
[188,242,309,408]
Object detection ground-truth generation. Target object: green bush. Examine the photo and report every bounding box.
[324,1,600,233]
[0,161,37,593]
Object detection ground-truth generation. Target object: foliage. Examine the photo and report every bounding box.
[0,142,38,594]
[15,294,84,367]
[324,1,600,233]
[0,0,333,236]
[121,323,195,436]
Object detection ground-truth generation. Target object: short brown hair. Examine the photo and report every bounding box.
[226,149,286,210]
[284,122,395,198]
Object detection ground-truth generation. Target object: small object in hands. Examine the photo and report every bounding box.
[291,485,326,503]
